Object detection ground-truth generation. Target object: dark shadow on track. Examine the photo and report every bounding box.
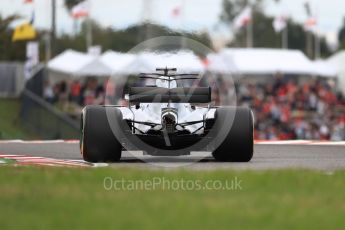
[108,155,217,164]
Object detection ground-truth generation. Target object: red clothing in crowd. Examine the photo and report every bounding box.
[70,81,81,97]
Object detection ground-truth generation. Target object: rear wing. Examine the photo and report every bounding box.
[129,87,211,103]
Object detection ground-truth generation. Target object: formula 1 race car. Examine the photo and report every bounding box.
[80,68,254,162]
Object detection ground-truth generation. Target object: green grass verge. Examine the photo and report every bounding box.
[0,99,37,139]
[0,167,344,229]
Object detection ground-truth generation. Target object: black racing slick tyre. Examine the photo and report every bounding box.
[80,105,124,162]
[212,107,254,162]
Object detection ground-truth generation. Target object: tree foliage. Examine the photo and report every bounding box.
[0,15,27,61]
[219,0,331,57]
[220,0,263,23]
[64,0,83,11]
[338,17,345,50]
[54,21,211,55]
[0,12,211,61]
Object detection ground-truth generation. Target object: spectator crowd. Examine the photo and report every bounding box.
[43,78,109,107]
[237,78,345,141]
[43,76,345,141]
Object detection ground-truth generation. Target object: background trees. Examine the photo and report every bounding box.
[0,15,26,61]
[219,0,331,57]
[338,17,345,50]
[0,0,341,61]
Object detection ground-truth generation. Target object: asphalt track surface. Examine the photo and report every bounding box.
[0,141,345,170]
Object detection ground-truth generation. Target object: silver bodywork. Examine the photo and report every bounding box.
[119,78,216,134]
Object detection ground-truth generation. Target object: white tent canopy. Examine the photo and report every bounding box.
[101,52,153,74]
[100,50,136,74]
[312,59,337,77]
[218,48,335,76]
[139,51,205,72]
[327,50,345,73]
[48,49,112,77]
[122,51,205,74]
[49,49,205,77]
[48,48,338,79]
[206,53,237,74]
[101,50,205,74]
[327,51,345,93]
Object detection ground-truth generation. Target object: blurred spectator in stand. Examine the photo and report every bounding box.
[58,81,68,110]
[331,116,345,141]
[43,81,54,104]
[95,84,105,105]
[52,83,60,103]
[104,79,116,105]
[82,78,98,105]
[69,80,82,105]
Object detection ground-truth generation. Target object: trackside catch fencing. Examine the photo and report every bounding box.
[0,62,25,98]
[20,65,79,139]
[20,89,80,139]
